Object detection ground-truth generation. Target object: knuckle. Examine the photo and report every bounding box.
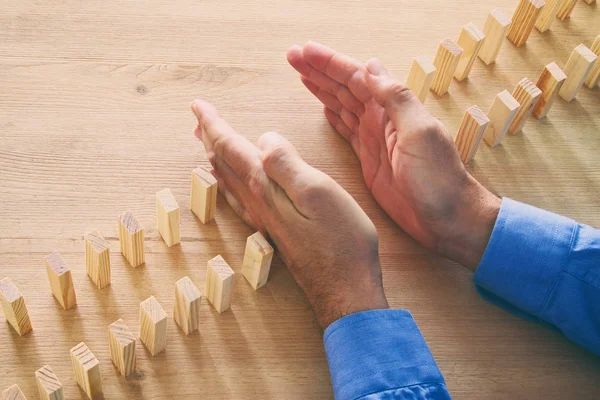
[262,144,290,170]
[389,82,413,103]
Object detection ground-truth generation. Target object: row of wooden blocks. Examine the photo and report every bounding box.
[406,1,599,104]
[1,240,274,400]
[455,37,599,163]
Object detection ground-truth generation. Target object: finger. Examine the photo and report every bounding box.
[288,45,365,116]
[301,41,372,103]
[191,99,262,183]
[324,106,360,155]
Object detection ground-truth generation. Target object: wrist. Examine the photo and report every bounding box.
[439,176,501,271]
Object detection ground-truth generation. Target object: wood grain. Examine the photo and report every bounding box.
[1,0,599,399]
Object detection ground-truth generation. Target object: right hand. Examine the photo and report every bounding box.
[287,42,501,270]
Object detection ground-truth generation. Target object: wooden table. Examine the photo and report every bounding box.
[1,1,599,398]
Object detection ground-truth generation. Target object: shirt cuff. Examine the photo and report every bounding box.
[474,197,577,318]
[323,309,446,400]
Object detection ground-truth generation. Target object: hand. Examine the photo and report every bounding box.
[287,42,501,270]
[191,100,389,328]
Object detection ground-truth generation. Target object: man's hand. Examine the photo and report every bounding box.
[287,42,501,270]
[191,100,389,328]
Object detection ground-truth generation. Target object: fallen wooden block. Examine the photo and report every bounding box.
[118,210,145,268]
[206,255,234,313]
[584,35,600,89]
[455,106,490,164]
[478,8,512,65]
[454,23,486,81]
[35,365,64,400]
[242,232,274,290]
[533,62,567,119]
[406,56,436,103]
[156,189,180,247]
[484,90,521,147]
[507,0,545,47]
[191,167,218,224]
[44,252,77,310]
[70,342,103,400]
[174,276,202,335]
[430,39,463,96]
[509,78,542,135]
[535,0,561,32]
[108,319,136,376]
[0,277,32,336]
[556,0,577,20]
[559,44,598,102]
[84,230,111,289]
[140,296,167,356]
[2,384,27,400]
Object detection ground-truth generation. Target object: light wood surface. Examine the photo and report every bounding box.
[0,0,599,399]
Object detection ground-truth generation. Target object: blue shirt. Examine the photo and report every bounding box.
[323,198,600,399]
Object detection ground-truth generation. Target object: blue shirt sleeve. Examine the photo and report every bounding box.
[323,309,451,400]
[474,197,600,355]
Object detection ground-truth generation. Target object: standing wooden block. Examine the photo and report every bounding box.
[556,0,577,20]
[430,39,463,96]
[70,342,102,400]
[173,277,202,335]
[35,365,64,400]
[455,106,490,164]
[484,91,521,147]
[533,62,567,119]
[584,35,600,89]
[535,0,561,32]
[118,210,145,268]
[191,167,218,224]
[478,8,512,65]
[509,78,542,135]
[156,189,180,247]
[454,23,486,81]
[140,296,167,356]
[507,0,545,47]
[558,44,598,102]
[108,319,136,376]
[84,230,111,289]
[406,56,436,103]
[2,385,26,400]
[44,252,77,310]
[205,255,234,313]
[0,277,32,336]
[242,232,274,290]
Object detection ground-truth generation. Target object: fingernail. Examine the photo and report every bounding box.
[258,131,281,151]
[367,59,382,76]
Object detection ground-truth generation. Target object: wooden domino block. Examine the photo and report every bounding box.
[2,384,26,400]
[156,189,180,247]
[559,44,598,102]
[484,90,521,147]
[430,39,463,96]
[118,210,145,268]
[478,8,512,65]
[507,0,545,47]
[455,106,490,164]
[556,0,577,20]
[84,230,111,289]
[35,365,64,400]
[454,23,486,81]
[242,232,274,290]
[584,35,600,89]
[70,342,103,400]
[509,78,542,135]
[140,296,167,356]
[406,56,436,103]
[44,252,77,310]
[583,0,596,4]
[108,319,136,376]
[533,62,567,119]
[191,167,218,224]
[173,276,202,335]
[205,255,234,313]
[0,277,32,336]
[535,0,561,32]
